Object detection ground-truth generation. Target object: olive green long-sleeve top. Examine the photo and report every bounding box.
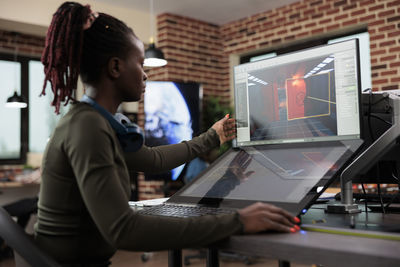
[34,103,242,263]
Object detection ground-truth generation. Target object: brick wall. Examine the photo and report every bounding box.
[154,0,400,98]
[149,14,230,102]
[1,0,399,199]
[220,0,400,91]
[139,15,232,199]
[141,0,400,199]
[0,30,44,57]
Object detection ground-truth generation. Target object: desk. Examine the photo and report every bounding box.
[214,229,400,267]
[168,204,400,267]
[216,204,400,267]
[0,182,39,206]
[168,229,400,267]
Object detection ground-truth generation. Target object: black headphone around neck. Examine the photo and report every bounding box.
[80,95,144,152]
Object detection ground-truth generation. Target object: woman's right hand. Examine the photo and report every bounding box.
[238,202,300,233]
[211,114,236,145]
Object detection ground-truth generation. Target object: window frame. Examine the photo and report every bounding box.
[0,53,40,164]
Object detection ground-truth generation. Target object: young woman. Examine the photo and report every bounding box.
[35,2,299,265]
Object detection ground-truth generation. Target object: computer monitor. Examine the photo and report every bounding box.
[233,39,362,147]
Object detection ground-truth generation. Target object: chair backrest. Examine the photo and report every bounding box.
[0,207,61,267]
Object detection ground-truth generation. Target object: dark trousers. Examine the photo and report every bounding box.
[3,197,38,228]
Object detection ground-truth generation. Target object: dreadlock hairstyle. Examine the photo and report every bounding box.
[41,2,135,113]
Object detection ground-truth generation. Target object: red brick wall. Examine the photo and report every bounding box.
[150,14,230,102]
[141,0,400,199]
[220,0,400,91]
[154,0,399,98]
[0,30,44,56]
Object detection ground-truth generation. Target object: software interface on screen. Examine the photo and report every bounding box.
[234,39,361,147]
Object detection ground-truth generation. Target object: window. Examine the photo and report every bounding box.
[0,60,22,160]
[0,54,68,164]
[29,61,67,153]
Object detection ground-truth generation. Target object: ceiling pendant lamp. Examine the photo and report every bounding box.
[144,0,167,67]
[5,91,27,108]
[5,32,27,109]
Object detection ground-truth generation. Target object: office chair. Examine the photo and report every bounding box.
[0,207,61,267]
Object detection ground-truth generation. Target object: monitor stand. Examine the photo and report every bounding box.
[326,93,400,214]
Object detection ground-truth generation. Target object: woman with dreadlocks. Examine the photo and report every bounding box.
[35,2,299,265]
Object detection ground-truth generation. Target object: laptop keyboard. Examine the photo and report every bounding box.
[138,204,235,218]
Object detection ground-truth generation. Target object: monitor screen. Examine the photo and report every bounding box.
[181,144,352,202]
[233,39,361,147]
[170,139,363,215]
[144,81,202,181]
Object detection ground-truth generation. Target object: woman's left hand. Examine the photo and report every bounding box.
[212,114,236,145]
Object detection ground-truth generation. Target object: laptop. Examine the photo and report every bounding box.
[137,39,364,217]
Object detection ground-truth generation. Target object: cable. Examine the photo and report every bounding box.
[362,88,389,106]
[364,89,391,141]
[367,90,375,141]
[384,193,400,209]
[361,183,368,215]
[385,169,400,209]
[369,114,392,126]
[365,90,394,213]
[376,163,386,214]
[371,93,390,106]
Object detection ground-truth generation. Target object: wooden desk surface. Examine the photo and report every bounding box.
[216,229,400,267]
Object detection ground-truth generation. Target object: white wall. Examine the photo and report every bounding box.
[0,0,152,42]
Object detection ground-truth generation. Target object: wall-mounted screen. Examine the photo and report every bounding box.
[144,81,202,181]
